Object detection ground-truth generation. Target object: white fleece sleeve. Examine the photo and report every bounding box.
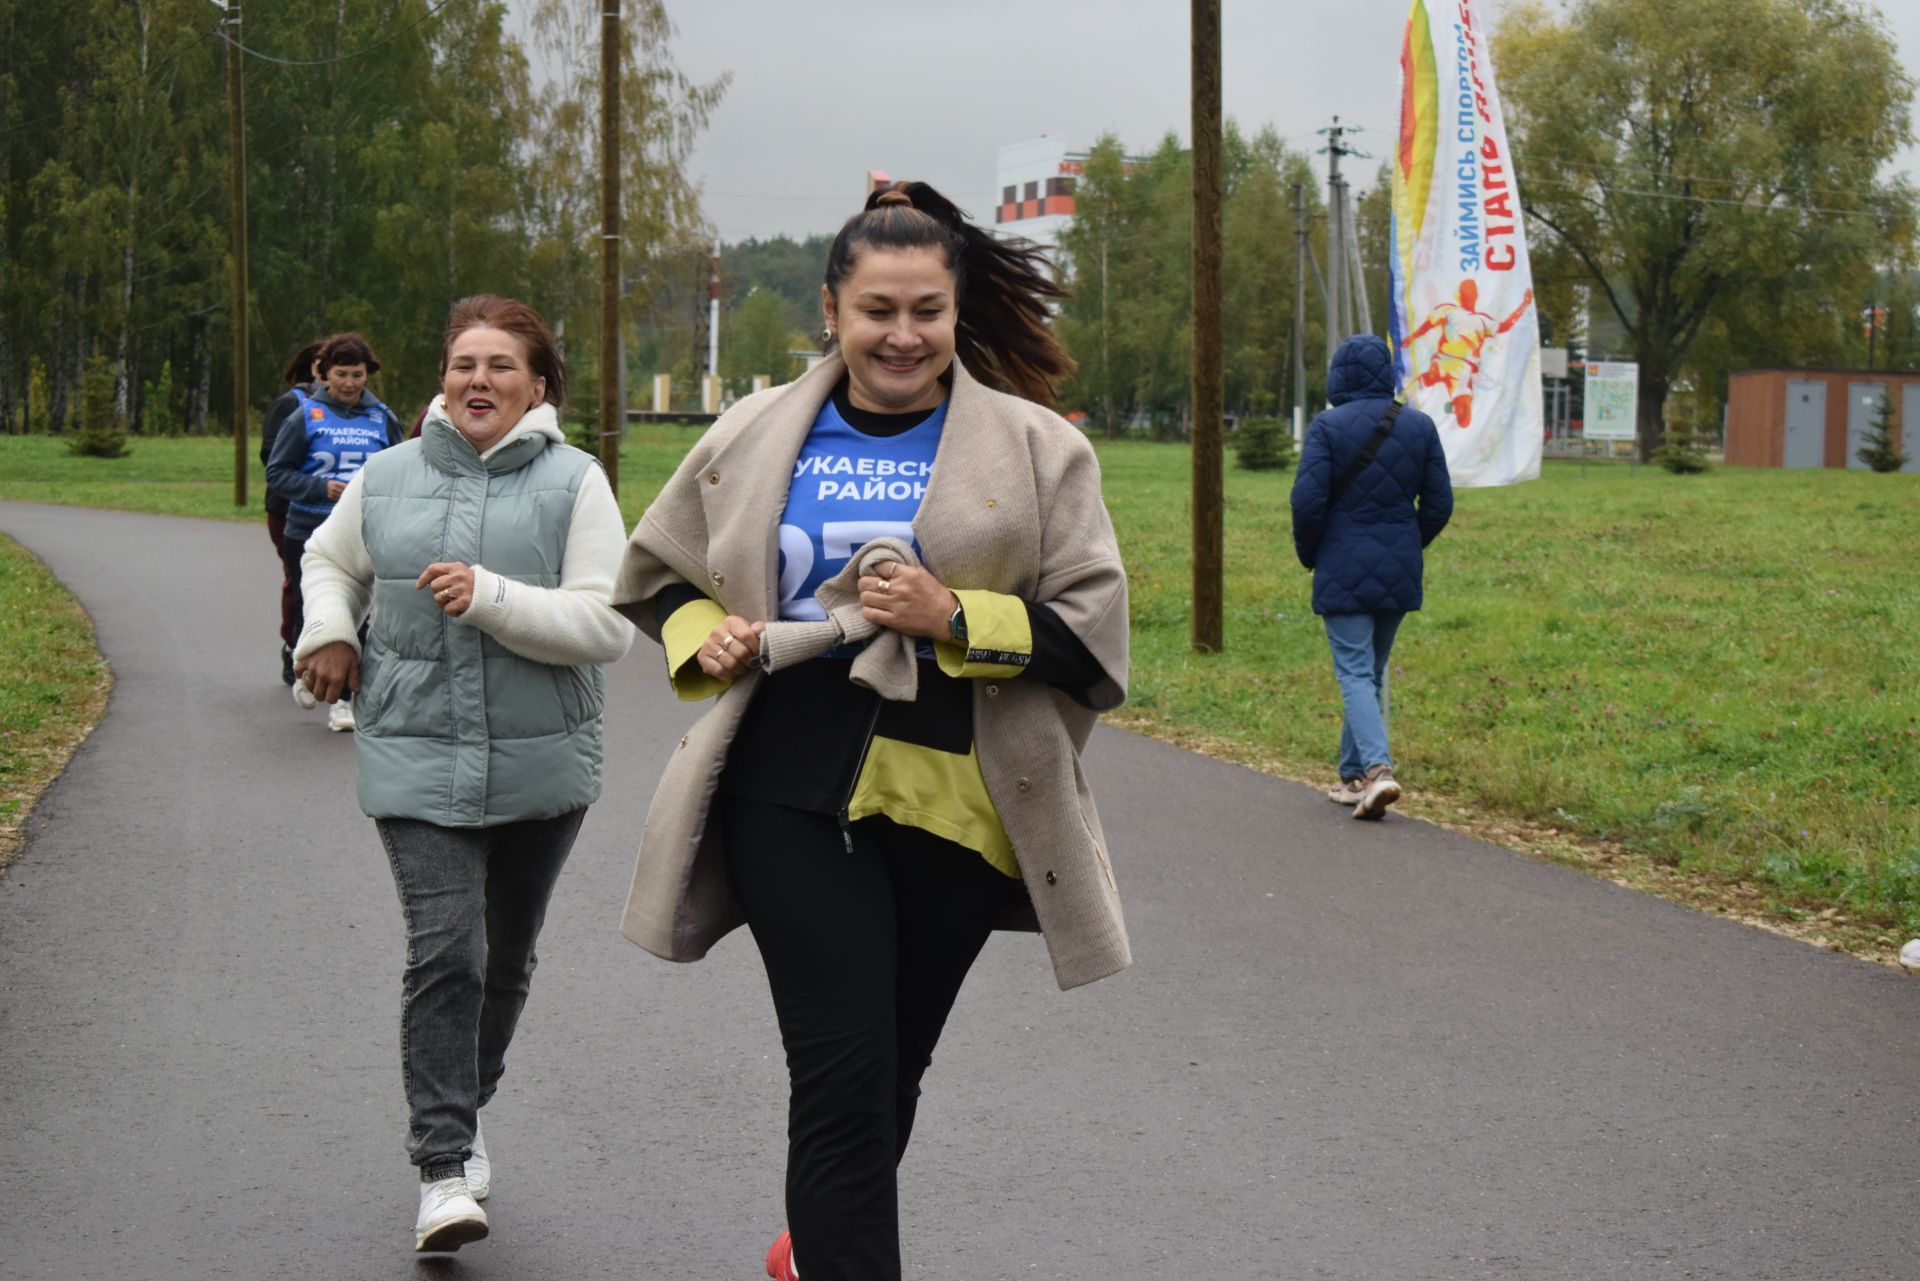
[293,471,374,661]
[457,464,636,665]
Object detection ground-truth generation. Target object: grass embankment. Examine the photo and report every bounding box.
[0,534,112,867]
[3,433,1915,957]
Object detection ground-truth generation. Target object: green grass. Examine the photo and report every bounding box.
[0,435,273,521]
[0,429,702,527]
[1106,444,1920,944]
[3,432,1916,945]
[0,533,111,865]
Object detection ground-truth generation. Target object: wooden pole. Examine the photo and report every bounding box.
[225,0,248,506]
[1292,181,1307,444]
[1190,0,1223,654]
[599,0,622,495]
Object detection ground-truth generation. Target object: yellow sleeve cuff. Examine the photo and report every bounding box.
[934,589,1033,680]
[661,597,730,701]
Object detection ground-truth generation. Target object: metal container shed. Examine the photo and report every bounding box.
[1725,368,1920,470]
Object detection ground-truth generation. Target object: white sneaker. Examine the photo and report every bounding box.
[327,698,355,732]
[1326,778,1364,806]
[465,1126,490,1201]
[291,679,317,710]
[414,1175,489,1252]
[1352,765,1401,820]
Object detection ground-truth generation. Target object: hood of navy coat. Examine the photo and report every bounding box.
[1326,334,1397,406]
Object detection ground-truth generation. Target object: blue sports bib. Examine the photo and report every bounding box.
[291,397,393,517]
[776,396,945,622]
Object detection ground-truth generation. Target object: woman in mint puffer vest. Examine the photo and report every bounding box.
[294,295,633,1254]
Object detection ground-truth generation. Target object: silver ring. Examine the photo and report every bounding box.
[879,578,892,594]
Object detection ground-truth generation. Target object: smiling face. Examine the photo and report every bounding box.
[822,246,958,414]
[442,325,548,450]
[323,362,367,406]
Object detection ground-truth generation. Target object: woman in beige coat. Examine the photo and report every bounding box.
[614,182,1129,1281]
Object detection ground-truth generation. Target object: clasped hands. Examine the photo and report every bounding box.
[292,561,478,702]
[697,560,958,683]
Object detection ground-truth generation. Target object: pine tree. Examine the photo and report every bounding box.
[68,352,128,457]
[1855,394,1907,473]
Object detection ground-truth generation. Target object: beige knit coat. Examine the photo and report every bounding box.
[613,355,1132,990]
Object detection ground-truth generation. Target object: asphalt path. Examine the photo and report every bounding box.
[1,500,1915,1281]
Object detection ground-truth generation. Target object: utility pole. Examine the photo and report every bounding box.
[1324,117,1346,374]
[225,0,248,506]
[1291,181,1307,445]
[1343,178,1373,334]
[598,0,621,495]
[707,243,720,379]
[1101,213,1114,437]
[1190,0,1223,654]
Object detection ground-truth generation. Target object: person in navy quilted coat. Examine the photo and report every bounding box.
[1290,333,1453,818]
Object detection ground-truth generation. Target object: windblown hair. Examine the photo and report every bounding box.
[281,340,325,386]
[824,181,1073,408]
[316,332,380,376]
[440,294,566,408]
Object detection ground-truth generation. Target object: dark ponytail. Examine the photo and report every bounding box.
[824,181,1074,409]
[282,339,325,386]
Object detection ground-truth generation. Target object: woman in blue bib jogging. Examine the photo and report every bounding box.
[614,183,1132,1281]
[267,331,406,730]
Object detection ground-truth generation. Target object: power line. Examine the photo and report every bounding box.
[1536,156,1892,208]
[1520,173,1894,221]
[215,0,461,68]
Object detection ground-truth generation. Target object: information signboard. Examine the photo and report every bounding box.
[1583,361,1638,440]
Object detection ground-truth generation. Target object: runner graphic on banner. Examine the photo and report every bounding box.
[1390,0,1543,487]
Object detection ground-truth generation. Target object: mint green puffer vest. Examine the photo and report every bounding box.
[353,419,604,827]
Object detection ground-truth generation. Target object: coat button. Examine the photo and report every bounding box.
[985,498,997,508]
[985,684,999,697]
[1016,777,1030,792]
[710,571,724,587]
[708,471,720,485]
[1044,870,1057,885]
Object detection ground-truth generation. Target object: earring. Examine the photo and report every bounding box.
[822,325,834,344]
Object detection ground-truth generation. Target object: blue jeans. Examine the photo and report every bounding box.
[375,809,585,1174]
[1324,612,1404,779]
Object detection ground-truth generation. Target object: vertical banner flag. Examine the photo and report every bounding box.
[1390,0,1542,487]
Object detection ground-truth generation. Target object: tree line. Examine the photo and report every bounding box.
[1,0,724,434]
[1039,0,1918,452]
[7,0,1914,450]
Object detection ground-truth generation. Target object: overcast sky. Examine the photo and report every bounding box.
[599,0,1920,245]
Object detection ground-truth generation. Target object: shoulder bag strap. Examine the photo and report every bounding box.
[1329,401,1403,504]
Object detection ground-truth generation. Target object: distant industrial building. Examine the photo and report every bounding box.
[1724,368,1920,470]
[993,137,1087,248]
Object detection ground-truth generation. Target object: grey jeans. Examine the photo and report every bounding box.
[375,808,585,1174]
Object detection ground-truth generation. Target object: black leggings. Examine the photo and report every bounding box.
[721,797,1021,1281]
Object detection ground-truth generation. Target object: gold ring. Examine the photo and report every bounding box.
[880,578,892,594]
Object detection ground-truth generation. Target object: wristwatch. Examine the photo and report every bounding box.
[947,599,968,644]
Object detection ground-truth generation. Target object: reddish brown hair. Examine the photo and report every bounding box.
[440,295,566,408]
[317,332,380,376]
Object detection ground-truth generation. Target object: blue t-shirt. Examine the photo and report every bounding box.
[776,395,946,622]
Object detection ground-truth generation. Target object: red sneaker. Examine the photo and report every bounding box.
[765,1230,798,1281]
